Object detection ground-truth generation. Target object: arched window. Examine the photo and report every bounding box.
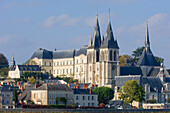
[114,51,117,61]
[109,50,112,61]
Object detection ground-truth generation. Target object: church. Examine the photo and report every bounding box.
[30,14,119,87]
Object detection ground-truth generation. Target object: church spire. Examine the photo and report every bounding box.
[11,56,16,68]
[90,12,101,49]
[145,21,150,48]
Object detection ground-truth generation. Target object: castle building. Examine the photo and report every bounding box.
[31,15,119,87]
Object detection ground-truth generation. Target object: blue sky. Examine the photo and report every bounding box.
[0,0,170,68]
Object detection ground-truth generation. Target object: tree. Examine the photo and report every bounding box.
[0,53,9,69]
[155,56,164,65]
[119,80,145,105]
[119,54,133,66]
[132,46,145,62]
[56,97,67,105]
[13,89,18,107]
[168,97,170,103]
[93,87,114,104]
[0,68,9,77]
[28,76,36,84]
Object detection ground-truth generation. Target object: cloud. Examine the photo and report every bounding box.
[43,14,82,27]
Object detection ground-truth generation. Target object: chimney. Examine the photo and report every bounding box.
[90,87,92,94]
[0,82,1,86]
[43,83,45,85]
[17,82,20,86]
[74,82,79,89]
[35,84,38,88]
[56,82,58,85]
[67,83,70,87]
[84,84,88,89]
[9,86,11,90]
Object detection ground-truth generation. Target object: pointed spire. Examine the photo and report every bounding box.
[90,12,101,49]
[108,8,111,22]
[145,21,150,48]
[88,35,92,47]
[11,56,16,68]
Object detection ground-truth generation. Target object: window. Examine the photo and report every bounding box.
[38,93,41,98]
[42,93,45,98]
[70,61,72,65]
[109,50,112,61]
[152,95,154,100]
[81,67,83,72]
[77,60,78,64]
[81,59,83,63]
[63,61,65,65]
[92,96,94,100]
[88,96,90,100]
[83,103,85,106]
[90,66,92,72]
[70,69,72,73]
[83,96,85,100]
[76,103,79,106]
[88,103,90,106]
[76,96,79,100]
[92,103,94,106]
[34,93,36,98]
[66,94,68,98]
[114,51,116,61]
[6,93,10,97]
[58,93,60,97]
[76,68,78,72]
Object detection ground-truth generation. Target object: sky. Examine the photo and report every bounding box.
[0,0,170,68]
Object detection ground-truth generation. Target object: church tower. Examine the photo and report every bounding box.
[10,56,16,68]
[99,10,119,86]
[86,14,101,84]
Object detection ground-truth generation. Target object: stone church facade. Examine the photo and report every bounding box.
[30,16,119,87]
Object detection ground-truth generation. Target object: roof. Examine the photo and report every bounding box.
[115,75,142,88]
[75,46,87,56]
[31,48,52,59]
[33,84,73,91]
[17,65,41,71]
[100,21,119,49]
[0,85,19,92]
[53,49,75,59]
[137,48,159,66]
[73,89,97,95]
[120,66,142,76]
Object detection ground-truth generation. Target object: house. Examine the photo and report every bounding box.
[31,84,74,105]
[0,85,15,109]
[8,64,41,78]
[73,88,98,107]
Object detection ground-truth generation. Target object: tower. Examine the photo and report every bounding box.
[10,56,16,68]
[86,14,101,84]
[99,11,119,86]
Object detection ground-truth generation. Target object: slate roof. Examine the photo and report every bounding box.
[137,48,159,66]
[142,77,163,92]
[18,87,34,101]
[53,49,75,59]
[31,48,52,59]
[18,65,41,71]
[115,75,142,88]
[115,75,163,92]
[120,66,142,76]
[73,89,97,95]
[75,46,87,56]
[0,85,20,92]
[34,84,73,91]
[100,21,119,49]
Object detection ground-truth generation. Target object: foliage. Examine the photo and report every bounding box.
[0,53,9,69]
[147,99,156,103]
[132,46,145,62]
[14,78,27,83]
[28,76,36,84]
[119,80,145,105]
[70,102,76,107]
[155,56,164,65]
[22,72,44,79]
[0,68,9,77]
[23,59,37,65]
[56,97,67,105]
[13,89,18,103]
[168,98,170,103]
[93,87,114,104]
[119,54,133,66]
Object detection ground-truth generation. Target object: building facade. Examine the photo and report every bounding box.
[30,15,119,87]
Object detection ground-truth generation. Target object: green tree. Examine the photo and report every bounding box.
[93,87,114,104]
[132,46,145,62]
[155,56,164,65]
[28,76,36,84]
[56,97,67,105]
[119,54,133,66]
[168,98,170,103]
[13,89,18,107]
[119,80,145,105]
[0,68,9,77]
[0,53,9,69]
